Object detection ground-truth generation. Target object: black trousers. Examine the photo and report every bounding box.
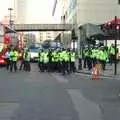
[87,57,92,70]
[5,58,10,70]
[43,63,48,72]
[83,57,87,68]
[19,60,25,70]
[10,61,17,72]
[48,62,52,72]
[51,62,55,72]
[62,61,69,75]
[100,60,106,70]
[92,58,97,68]
[70,62,75,72]
[109,54,115,64]
[24,61,31,72]
[58,62,62,72]
[38,62,42,71]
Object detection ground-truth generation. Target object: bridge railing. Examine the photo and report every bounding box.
[14,24,73,31]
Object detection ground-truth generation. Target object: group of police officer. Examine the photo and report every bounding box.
[4,48,31,72]
[4,43,117,75]
[4,48,19,72]
[38,48,76,75]
[83,44,117,71]
[4,47,76,75]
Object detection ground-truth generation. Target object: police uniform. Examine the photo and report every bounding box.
[43,51,49,72]
[70,51,76,72]
[10,49,18,72]
[61,50,69,75]
[4,51,10,70]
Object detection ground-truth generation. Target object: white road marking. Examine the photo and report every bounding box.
[67,89,103,120]
[52,74,68,83]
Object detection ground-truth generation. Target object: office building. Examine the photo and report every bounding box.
[53,0,120,48]
[61,0,120,25]
[14,0,27,24]
[39,32,56,42]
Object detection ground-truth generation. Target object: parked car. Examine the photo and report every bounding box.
[29,47,41,62]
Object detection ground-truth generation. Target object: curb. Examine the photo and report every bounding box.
[76,71,119,78]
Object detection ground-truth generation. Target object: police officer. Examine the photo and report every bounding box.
[4,49,10,70]
[19,49,25,71]
[38,49,45,72]
[61,49,70,75]
[97,47,106,70]
[108,44,115,64]
[43,50,49,72]
[70,49,76,73]
[87,48,92,70]
[23,49,31,72]
[58,49,62,73]
[26,49,31,72]
[51,50,55,72]
[47,49,52,72]
[10,48,18,72]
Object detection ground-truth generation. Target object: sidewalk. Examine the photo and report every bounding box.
[76,60,120,78]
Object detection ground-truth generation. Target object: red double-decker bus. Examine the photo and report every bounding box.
[0,23,16,65]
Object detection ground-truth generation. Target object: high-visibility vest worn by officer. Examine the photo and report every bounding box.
[109,46,115,55]
[62,51,69,62]
[91,49,96,59]
[92,49,99,59]
[43,52,49,63]
[84,49,88,57]
[26,52,31,61]
[38,52,44,62]
[52,51,56,62]
[71,52,75,62]
[23,52,26,60]
[104,50,109,62]
[96,50,101,60]
[59,52,63,62]
[13,51,18,61]
[55,52,59,62]
[99,50,106,61]
[9,50,14,61]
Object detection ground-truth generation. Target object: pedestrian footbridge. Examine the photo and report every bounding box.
[14,24,73,31]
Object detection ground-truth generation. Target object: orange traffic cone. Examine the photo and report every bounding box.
[91,67,99,80]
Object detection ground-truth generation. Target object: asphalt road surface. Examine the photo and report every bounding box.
[0,63,120,120]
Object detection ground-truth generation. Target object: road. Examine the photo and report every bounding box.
[0,63,120,120]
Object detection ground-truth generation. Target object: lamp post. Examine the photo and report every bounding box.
[8,8,13,28]
[114,16,118,75]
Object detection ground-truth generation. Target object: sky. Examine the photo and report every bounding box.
[0,0,61,23]
[0,0,13,20]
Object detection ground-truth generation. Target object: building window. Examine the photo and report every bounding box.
[118,0,120,4]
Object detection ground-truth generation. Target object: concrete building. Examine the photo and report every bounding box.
[39,32,57,42]
[53,0,120,48]
[61,0,120,25]
[23,33,36,47]
[14,0,27,24]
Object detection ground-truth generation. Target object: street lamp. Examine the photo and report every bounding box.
[8,8,13,28]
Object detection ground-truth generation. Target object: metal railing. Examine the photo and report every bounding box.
[14,24,72,31]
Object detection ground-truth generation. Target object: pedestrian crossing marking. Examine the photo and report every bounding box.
[0,103,19,119]
[67,89,102,120]
[52,74,68,83]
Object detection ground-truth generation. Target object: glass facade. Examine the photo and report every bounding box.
[68,0,77,16]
